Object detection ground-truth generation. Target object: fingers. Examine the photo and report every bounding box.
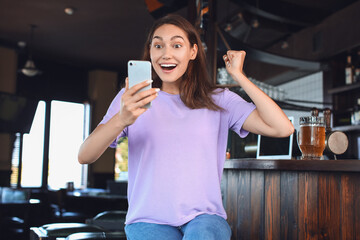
[132,87,159,106]
[119,78,159,126]
[127,79,159,104]
[127,80,153,95]
[223,50,246,61]
[226,50,246,56]
[223,54,230,67]
[223,50,246,70]
[121,80,159,112]
[134,91,158,109]
[121,91,158,120]
[125,77,129,91]
[123,78,157,100]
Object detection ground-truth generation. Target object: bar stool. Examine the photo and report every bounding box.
[86,211,127,232]
[51,189,89,222]
[65,232,127,240]
[29,223,105,240]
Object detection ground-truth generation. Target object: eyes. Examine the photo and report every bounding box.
[153,43,183,49]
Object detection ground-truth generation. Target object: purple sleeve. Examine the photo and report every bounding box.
[98,88,127,148]
[221,89,256,138]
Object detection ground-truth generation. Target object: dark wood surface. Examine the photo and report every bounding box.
[221,159,360,240]
[64,189,128,217]
[224,158,360,172]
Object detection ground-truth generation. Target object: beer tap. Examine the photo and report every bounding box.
[324,108,332,133]
[311,107,319,117]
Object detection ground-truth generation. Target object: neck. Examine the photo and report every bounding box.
[161,82,180,95]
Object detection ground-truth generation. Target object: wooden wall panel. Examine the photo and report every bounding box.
[250,171,265,240]
[222,168,360,240]
[318,173,340,240]
[221,170,228,211]
[226,170,239,240]
[340,174,355,240]
[236,171,251,240]
[280,172,299,240]
[298,172,319,240]
[355,173,360,240]
[265,171,281,240]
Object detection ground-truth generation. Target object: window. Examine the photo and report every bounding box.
[12,100,90,189]
[48,100,89,190]
[115,137,128,181]
[10,133,21,187]
[19,101,46,188]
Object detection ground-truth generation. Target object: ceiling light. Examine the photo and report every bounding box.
[64,7,75,15]
[17,41,26,48]
[251,0,260,29]
[251,18,260,28]
[225,23,232,32]
[21,59,39,77]
[281,41,289,49]
[20,24,41,77]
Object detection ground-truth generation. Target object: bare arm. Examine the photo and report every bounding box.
[78,115,127,165]
[223,50,294,137]
[78,79,159,164]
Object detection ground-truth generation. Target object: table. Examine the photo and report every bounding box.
[0,199,41,239]
[64,189,128,218]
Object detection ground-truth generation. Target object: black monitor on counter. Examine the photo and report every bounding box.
[256,116,294,160]
[0,91,38,133]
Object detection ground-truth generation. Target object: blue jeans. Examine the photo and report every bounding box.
[124,214,231,240]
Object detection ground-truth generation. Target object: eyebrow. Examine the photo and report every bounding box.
[152,35,185,41]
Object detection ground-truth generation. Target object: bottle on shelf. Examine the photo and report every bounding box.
[351,98,360,125]
[226,149,231,159]
[354,51,360,83]
[355,68,360,83]
[345,55,354,85]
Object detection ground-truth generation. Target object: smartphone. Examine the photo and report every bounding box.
[128,60,152,108]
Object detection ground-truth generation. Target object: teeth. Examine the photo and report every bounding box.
[160,64,176,67]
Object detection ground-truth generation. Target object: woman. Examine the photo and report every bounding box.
[78,14,294,240]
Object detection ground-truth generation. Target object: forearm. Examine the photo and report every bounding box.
[78,114,126,164]
[232,72,293,136]
[223,50,293,136]
[78,79,159,164]
[234,72,284,116]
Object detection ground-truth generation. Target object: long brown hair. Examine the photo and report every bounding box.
[142,14,222,111]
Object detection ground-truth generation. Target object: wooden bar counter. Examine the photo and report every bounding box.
[221,159,360,240]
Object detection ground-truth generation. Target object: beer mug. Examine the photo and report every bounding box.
[297,116,326,160]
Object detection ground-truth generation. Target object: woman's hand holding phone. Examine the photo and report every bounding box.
[119,78,159,127]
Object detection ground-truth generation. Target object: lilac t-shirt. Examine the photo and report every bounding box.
[99,88,256,226]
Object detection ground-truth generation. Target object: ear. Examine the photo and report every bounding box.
[190,44,198,60]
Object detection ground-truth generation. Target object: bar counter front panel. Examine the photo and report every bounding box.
[221,159,360,240]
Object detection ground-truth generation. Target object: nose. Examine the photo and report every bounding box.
[162,46,172,60]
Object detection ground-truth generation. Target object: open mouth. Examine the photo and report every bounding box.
[160,63,177,71]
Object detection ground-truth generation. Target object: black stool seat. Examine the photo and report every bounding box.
[86,211,127,232]
[30,223,105,240]
[65,232,127,240]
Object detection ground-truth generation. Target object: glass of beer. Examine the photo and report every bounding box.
[297,116,326,160]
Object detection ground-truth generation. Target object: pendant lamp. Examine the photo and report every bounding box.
[21,24,41,77]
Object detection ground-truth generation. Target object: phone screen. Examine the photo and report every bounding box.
[128,60,152,108]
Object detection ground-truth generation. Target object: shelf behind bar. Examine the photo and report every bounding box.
[328,82,360,94]
[332,125,360,132]
[224,158,360,172]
